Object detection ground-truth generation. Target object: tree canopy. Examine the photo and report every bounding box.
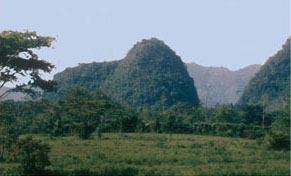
[0,30,56,99]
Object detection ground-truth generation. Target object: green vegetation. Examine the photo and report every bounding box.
[0,30,56,99]
[2,94,283,140]
[0,101,19,161]
[265,106,290,150]
[11,136,51,174]
[53,38,199,110]
[1,133,290,175]
[239,38,290,111]
[0,31,289,175]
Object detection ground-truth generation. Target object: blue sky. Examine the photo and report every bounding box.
[0,0,289,78]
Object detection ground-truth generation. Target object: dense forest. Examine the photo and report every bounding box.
[53,38,199,110]
[239,38,290,111]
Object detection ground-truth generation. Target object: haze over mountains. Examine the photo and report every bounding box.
[186,63,261,106]
[0,87,28,101]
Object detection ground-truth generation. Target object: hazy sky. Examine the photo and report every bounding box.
[0,0,289,78]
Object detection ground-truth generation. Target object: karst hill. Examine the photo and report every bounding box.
[53,38,200,110]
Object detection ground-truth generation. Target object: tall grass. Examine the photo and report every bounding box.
[1,133,290,175]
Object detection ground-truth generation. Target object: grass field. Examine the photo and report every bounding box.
[1,133,290,175]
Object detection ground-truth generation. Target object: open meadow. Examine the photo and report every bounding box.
[1,133,289,175]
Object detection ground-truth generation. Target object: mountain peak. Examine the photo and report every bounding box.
[138,37,166,46]
[124,38,176,62]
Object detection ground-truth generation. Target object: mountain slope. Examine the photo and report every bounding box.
[53,38,199,110]
[186,63,261,106]
[238,38,290,111]
[0,87,29,101]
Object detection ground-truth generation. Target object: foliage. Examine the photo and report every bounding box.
[265,106,290,150]
[0,30,56,99]
[11,136,51,173]
[0,101,20,162]
[1,94,282,140]
[61,87,139,138]
[190,122,265,139]
[53,38,199,110]
[61,87,104,139]
[239,38,290,111]
[239,104,263,125]
[214,105,238,123]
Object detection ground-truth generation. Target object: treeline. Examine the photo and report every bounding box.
[1,87,289,139]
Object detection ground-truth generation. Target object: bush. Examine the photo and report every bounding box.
[11,136,51,173]
[265,109,290,150]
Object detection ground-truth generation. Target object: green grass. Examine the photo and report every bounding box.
[2,133,290,175]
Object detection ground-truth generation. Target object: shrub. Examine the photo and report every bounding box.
[11,136,51,173]
[265,111,290,150]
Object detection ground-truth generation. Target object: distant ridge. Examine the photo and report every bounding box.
[186,62,261,106]
[0,87,29,101]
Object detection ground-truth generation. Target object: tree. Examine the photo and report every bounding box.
[240,105,263,125]
[0,30,56,99]
[11,136,51,173]
[214,105,236,123]
[62,87,111,139]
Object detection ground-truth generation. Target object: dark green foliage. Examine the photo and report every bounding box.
[137,103,268,138]
[2,95,280,140]
[0,30,56,99]
[53,38,199,110]
[13,87,139,137]
[51,61,119,99]
[11,136,51,173]
[214,105,238,123]
[239,38,290,111]
[0,101,20,162]
[61,87,105,139]
[265,106,290,150]
[190,122,265,139]
[239,105,263,125]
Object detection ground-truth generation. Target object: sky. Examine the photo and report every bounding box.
[0,0,290,79]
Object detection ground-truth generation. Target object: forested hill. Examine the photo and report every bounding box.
[238,38,290,111]
[186,63,261,106]
[53,38,200,110]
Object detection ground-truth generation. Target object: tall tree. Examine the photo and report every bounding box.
[0,30,56,99]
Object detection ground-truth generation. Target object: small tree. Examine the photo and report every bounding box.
[62,87,110,139]
[11,136,51,173]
